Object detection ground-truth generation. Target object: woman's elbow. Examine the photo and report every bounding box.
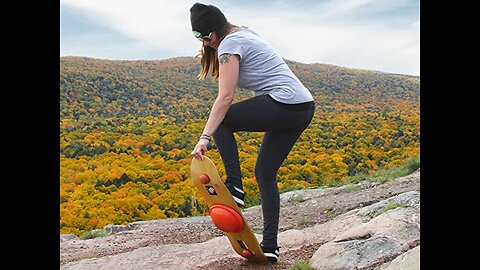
[217,95,234,105]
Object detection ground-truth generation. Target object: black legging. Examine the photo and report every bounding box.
[213,94,315,248]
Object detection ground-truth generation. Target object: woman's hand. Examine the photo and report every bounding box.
[191,138,210,160]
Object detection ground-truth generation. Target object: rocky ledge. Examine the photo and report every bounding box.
[61,169,420,270]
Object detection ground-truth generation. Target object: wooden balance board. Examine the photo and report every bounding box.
[190,156,267,263]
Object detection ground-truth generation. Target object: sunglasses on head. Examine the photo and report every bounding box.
[193,30,213,41]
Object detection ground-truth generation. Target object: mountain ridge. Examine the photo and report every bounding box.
[60,55,418,77]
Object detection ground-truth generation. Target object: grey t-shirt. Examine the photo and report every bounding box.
[217,27,314,104]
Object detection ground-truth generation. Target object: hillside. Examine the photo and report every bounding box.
[60,56,419,123]
[60,168,420,269]
[60,56,420,236]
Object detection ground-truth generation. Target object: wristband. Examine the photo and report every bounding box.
[200,134,211,141]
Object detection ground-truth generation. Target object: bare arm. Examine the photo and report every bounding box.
[202,53,239,136]
[191,53,240,159]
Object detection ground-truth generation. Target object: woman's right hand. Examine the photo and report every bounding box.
[191,138,210,160]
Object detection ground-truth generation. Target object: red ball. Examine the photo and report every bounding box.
[242,249,253,257]
[199,174,210,184]
[209,204,244,232]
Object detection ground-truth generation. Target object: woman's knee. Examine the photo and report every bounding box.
[254,165,276,185]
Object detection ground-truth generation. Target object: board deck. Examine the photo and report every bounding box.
[191,156,267,263]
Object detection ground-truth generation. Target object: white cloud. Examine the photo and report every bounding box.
[60,0,419,75]
[61,0,197,55]
[224,0,420,75]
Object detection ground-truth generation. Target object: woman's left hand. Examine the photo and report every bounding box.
[191,138,209,160]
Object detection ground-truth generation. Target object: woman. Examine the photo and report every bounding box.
[189,3,315,263]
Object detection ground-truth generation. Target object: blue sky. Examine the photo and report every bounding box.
[60,0,419,76]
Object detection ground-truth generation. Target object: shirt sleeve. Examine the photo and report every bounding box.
[218,35,244,60]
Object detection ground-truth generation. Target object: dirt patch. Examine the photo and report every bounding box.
[196,243,323,270]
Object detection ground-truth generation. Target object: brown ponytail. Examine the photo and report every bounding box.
[196,23,238,80]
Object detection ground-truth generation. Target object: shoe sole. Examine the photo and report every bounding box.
[231,186,245,206]
[264,253,278,263]
[233,196,245,207]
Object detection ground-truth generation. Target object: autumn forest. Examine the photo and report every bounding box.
[60,56,420,236]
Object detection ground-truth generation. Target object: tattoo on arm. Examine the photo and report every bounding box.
[219,54,231,65]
